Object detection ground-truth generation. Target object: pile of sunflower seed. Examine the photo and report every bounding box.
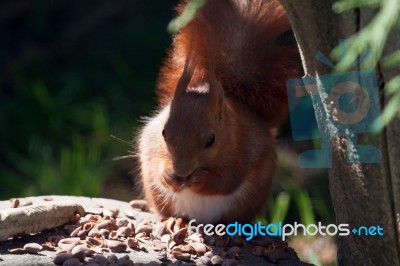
[151,217,246,266]
[6,199,301,265]
[49,209,246,266]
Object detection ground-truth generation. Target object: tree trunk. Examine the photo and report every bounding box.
[278,0,400,265]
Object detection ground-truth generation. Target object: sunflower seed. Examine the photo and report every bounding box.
[172,227,187,245]
[23,243,43,253]
[226,246,241,259]
[57,238,81,252]
[129,199,148,211]
[251,246,265,256]
[135,224,153,237]
[211,255,224,265]
[188,242,208,256]
[107,240,127,253]
[53,253,74,265]
[9,198,20,208]
[171,250,191,262]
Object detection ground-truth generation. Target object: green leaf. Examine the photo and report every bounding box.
[383,50,400,68]
[295,190,316,226]
[271,192,291,226]
[332,0,400,71]
[167,0,206,34]
[385,75,400,95]
[333,0,381,13]
[379,91,400,125]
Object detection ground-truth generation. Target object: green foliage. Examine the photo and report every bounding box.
[254,152,334,265]
[257,152,333,228]
[269,192,291,226]
[332,0,399,69]
[0,0,173,199]
[0,79,110,196]
[332,0,400,127]
[332,0,381,10]
[167,0,206,34]
[277,178,317,228]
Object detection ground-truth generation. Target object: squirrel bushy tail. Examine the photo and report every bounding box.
[157,0,299,127]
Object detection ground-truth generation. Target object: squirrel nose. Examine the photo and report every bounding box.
[173,163,194,179]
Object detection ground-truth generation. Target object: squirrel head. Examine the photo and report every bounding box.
[162,50,224,183]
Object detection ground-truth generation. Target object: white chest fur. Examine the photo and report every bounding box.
[172,182,248,224]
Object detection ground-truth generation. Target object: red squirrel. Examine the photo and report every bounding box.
[137,0,298,224]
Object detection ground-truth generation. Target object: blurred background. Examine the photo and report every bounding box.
[0,1,335,264]
[0,0,176,199]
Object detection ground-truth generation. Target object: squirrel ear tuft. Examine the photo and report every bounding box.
[173,42,197,102]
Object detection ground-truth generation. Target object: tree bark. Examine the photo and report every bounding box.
[278,0,400,265]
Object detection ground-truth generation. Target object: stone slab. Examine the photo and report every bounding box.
[0,196,312,266]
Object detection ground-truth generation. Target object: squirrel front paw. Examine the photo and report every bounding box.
[162,169,207,193]
[162,170,186,192]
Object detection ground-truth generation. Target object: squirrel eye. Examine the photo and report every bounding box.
[205,134,215,149]
[162,129,166,140]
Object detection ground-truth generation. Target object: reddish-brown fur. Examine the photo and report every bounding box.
[157,0,298,126]
[137,0,299,224]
